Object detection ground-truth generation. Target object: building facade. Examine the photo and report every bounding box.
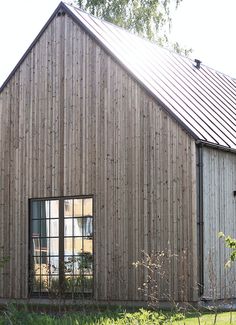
[0,2,235,302]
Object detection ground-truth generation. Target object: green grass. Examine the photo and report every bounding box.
[1,305,236,324]
[173,311,236,324]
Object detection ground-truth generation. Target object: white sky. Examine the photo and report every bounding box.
[170,0,236,78]
[1,0,236,86]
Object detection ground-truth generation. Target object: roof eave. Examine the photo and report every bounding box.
[196,140,236,154]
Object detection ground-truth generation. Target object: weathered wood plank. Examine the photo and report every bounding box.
[0,13,197,301]
[203,147,236,299]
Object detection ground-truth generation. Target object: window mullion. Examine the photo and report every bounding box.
[59,198,64,294]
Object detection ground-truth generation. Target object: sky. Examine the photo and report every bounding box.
[1,0,236,86]
[170,0,236,78]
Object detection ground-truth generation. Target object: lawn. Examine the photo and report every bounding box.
[1,306,236,324]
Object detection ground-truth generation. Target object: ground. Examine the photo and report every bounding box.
[1,306,236,324]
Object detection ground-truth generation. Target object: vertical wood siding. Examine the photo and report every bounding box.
[203,147,236,299]
[0,13,197,301]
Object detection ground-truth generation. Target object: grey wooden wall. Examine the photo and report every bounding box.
[203,147,236,299]
[0,13,198,301]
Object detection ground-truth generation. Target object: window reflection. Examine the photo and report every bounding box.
[74,218,83,236]
[32,219,40,237]
[50,219,59,237]
[50,238,59,255]
[83,218,93,236]
[84,276,93,292]
[84,239,93,254]
[64,238,73,255]
[33,237,59,256]
[50,200,59,218]
[50,256,59,274]
[31,201,41,219]
[74,238,83,255]
[64,218,73,236]
[84,198,92,216]
[74,256,83,274]
[74,199,82,217]
[64,256,75,274]
[31,197,93,296]
[64,199,73,217]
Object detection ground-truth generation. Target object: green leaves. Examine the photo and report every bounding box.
[77,0,183,48]
[219,232,236,267]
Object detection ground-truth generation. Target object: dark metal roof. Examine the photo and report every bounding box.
[1,2,236,149]
[63,2,236,149]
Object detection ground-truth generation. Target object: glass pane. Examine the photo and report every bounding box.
[64,218,73,236]
[49,276,60,292]
[32,238,40,256]
[74,255,83,274]
[83,198,92,216]
[83,253,93,275]
[83,238,93,254]
[31,201,41,219]
[50,238,59,256]
[40,238,58,256]
[50,200,59,218]
[32,219,40,237]
[40,238,49,255]
[74,276,83,293]
[84,276,93,293]
[41,219,48,237]
[83,218,93,237]
[50,256,59,274]
[41,257,49,275]
[64,199,73,218]
[64,238,73,255]
[74,199,82,217]
[41,275,49,292]
[64,256,74,275]
[41,201,48,219]
[31,200,59,219]
[32,256,40,275]
[41,250,47,260]
[50,219,59,237]
[64,276,84,293]
[64,276,73,292]
[74,238,83,256]
[74,218,83,236]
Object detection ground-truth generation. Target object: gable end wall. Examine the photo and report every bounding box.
[0,13,198,301]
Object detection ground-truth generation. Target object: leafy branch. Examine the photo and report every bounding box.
[219,232,236,267]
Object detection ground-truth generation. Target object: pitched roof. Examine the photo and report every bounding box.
[63,2,236,150]
[1,2,236,150]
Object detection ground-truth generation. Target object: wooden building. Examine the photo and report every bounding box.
[0,2,236,303]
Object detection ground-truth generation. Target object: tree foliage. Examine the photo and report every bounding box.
[219,232,236,267]
[76,0,187,50]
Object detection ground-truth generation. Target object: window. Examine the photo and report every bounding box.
[29,196,93,298]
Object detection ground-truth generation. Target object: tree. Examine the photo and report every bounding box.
[76,0,190,54]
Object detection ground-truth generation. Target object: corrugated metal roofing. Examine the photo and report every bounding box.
[1,2,236,150]
[63,2,236,150]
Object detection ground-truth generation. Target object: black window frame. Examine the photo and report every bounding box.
[28,195,94,299]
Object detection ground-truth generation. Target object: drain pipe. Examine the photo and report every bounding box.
[197,144,204,296]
